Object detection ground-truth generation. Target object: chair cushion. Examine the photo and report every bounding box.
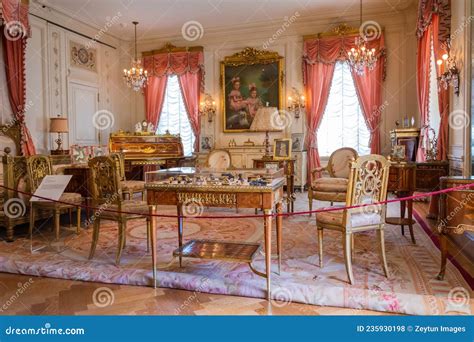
[311,177,348,192]
[34,192,82,208]
[121,180,145,192]
[316,206,383,229]
[101,200,149,219]
[312,191,347,203]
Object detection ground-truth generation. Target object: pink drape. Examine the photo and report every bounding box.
[178,72,201,152]
[144,76,168,127]
[415,24,432,162]
[303,33,386,182]
[303,63,335,181]
[143,50,204,90]
[2,36,35,156]
[416,0,451,161]
[351,43,385,155]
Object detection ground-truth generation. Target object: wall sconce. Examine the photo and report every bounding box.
[436,42,460,96]
[199,93,216,123]
[287,87,305,119]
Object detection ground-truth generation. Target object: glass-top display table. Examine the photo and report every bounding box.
[145,167,285,299]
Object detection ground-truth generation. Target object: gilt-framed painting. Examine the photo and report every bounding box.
[221,47,284,133]
[273,138,292,160]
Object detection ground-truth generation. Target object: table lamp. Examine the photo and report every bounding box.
[250,107,281,160]
[50,116,69,153]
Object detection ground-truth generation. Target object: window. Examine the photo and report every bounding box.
[317,61,370,157]
[157,75,195,156]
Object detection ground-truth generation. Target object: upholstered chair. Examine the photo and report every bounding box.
[27,155,82,241]
[206,149,233,169]
[316,154,391,284]
[110,152,146,201]
[88,156,151,265]
[308,147,358,215]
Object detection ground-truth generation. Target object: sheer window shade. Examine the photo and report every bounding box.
[317,62,370,157]
[157,75,195,156]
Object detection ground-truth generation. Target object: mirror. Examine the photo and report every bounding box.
[471,3,474,175]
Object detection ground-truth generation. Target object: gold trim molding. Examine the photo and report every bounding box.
[142,42,203,57]
[303,23,361,41]
[221,47,282,66]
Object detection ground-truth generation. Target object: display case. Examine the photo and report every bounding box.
[145,167,285,190]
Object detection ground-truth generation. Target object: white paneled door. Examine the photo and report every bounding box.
[68,81,99,145]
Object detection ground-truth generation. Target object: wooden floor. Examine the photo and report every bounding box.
[0,201,469,316]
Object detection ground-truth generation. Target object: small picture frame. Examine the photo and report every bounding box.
[273,138,292,160]
[70,145,90,164]
[91,145,108,157]
[201,135,214,151]
[392,145,406,161]
[291,133,304,152]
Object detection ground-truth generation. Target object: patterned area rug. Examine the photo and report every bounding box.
[0,194,472,315]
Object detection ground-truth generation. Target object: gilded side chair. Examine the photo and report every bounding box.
[27,155,82,241]
[316,154,391,285]
[308,147,358,216]
[88,156,151,265]
[110,152,146,201]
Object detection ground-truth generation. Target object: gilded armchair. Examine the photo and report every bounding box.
[88,156,151,265]
[26,155,82,241]
[110,152,146,201]
[316,154,391,284]
[308,147,358,215]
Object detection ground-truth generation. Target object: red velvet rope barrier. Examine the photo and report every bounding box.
[1,183,473,219]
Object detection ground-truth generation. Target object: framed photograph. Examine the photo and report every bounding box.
[392,145,406,161]
[273,138,292,160]
[201,135,214,151]
[221,47,283,132]
[91,145,108,157]
[291,133,304,152]
[70,145,90,164]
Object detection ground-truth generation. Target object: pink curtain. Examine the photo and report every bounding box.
[143,50,204,89]
[1,0,35,156]
[303,62,335,181]
[144,76,168,127]
[415,24,432,162]
[303,33,386,182]
[416,0,451,161]
[178,72,201,152]
[351,39,386,154]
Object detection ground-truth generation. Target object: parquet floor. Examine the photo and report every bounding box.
[0,201,470,316]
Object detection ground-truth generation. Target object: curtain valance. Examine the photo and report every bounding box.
[0,0,30,37]
[303,33,386,83]
[143,51,204,90]
[416,0,451,43]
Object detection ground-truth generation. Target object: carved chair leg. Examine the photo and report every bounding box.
[317,227,323,268]
[378,228,389,278]
[343,233,354,285]
[146,218,151,253]
[88,217,100,260]
[116,220,126,265]
[29,203,35,241]
[54,209,61,241]
[308,193,313,217]
[76,207,81,234]
[6,224,14,242]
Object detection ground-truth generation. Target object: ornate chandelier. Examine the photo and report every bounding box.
[347,0,377,75]
[123,21,148,91]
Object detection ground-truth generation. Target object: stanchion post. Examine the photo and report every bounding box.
[149,205,157,288]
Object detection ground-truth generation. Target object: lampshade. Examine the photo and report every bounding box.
[250,107,280,132]
[50,117,69,133]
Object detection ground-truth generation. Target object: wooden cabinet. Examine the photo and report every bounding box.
[227,145,266,168]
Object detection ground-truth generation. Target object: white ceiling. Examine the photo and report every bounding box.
[35,0,415,40]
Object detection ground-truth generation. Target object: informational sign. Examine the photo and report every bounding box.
[30,175,72,202]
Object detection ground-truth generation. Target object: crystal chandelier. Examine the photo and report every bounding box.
[347,0,377,75]
[123,21,148,91]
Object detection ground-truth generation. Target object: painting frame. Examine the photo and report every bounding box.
[273,138,292,160]
[220,47,284,133]
[291,133,304,152]
[392,144,406,161]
